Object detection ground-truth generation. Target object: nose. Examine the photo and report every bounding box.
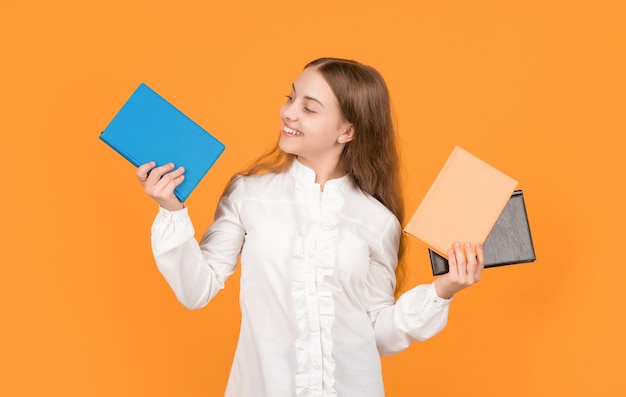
[280,101,297,121]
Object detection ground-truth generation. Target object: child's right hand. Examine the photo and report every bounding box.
[136,161,186,211]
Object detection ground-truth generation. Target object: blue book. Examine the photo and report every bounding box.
[100,83,225,202]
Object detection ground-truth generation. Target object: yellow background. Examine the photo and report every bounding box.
[1,0,624,396]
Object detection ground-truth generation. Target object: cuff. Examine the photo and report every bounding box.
[157,205,189,219]
[427,282,453,305]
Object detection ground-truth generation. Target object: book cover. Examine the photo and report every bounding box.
[429,190,536,275]
[404,146,518,258]
[100,83,225,202]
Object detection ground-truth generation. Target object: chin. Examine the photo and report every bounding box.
[278,137,298,156]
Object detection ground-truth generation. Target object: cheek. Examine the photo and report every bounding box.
[323,119,343,140]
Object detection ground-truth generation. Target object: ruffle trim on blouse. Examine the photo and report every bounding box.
[289,161,348,397]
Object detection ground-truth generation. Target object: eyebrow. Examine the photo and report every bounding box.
[292,83,325,108]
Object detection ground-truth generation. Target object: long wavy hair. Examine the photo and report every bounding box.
[236,58,407,294]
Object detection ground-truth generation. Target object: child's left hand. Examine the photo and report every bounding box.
[434,242,485,299]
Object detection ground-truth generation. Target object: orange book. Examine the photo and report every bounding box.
[404,146,518,258]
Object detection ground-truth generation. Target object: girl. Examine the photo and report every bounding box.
[136,58,484,396]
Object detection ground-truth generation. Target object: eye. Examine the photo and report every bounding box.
[285,94,294,103]
[303,106,316,113]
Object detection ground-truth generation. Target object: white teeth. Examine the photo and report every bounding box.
[283,126,303,136]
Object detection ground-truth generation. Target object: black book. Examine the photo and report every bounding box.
[429,190,536,276]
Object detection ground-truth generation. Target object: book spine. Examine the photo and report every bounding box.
[99,134,141,168]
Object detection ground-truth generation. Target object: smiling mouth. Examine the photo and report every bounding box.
[283,126,303,136]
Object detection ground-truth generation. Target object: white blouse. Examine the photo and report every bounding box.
[151,160,451,397]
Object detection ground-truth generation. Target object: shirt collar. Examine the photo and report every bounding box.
[289,159,352,192]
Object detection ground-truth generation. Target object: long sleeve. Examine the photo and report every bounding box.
[366,215,452,356]
[151,178,246,310]
[373,283,451,356]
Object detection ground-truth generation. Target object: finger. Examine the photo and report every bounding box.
[464,242,477,266]
[456,241,474,283]
[447,246,458,277]
[474,242,485,279]
[154,166,186,192]
[454,241,467,266]
[136,161,156,182]
[463,241,479,280]
[449,242,466,280]
[147,162,176,184]
[461,242,486,284]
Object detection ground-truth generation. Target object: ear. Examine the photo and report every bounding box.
[339,125,355,143]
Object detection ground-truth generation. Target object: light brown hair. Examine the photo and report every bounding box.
[237,58,407,294]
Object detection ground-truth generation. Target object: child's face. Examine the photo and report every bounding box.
[279,67,352,171]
